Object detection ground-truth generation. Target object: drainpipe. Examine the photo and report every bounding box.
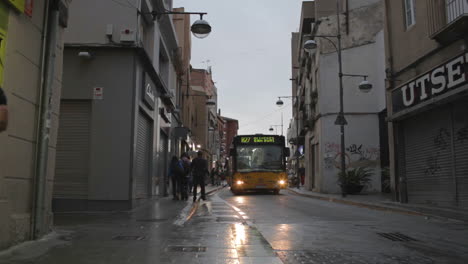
[32,0,60,239]
[383,0,404,202]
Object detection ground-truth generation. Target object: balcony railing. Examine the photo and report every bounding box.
[428,0,468,43]
[446,0,468,23]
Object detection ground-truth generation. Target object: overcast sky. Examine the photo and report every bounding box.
[174,0,302,136]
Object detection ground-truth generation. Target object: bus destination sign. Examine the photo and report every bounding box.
[240,136,275,143]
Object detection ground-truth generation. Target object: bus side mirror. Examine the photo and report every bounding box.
[284,148,291,157]
[229,149,236,156]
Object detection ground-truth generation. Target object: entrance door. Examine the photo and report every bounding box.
[453,101,468,208]
[403,106,454,207]
[54,100,91,200]
[159,131,169,196]
[135,112,152,199]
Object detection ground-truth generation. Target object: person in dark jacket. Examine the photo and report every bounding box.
[0,87,7,132]
[180,153,191,201]
[169,156,182,200]
[191,151,209,202]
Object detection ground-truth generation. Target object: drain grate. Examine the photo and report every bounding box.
[377,232,418,242]
[136,218,168,222]
[166,246,207,252]
[112,235,145,241]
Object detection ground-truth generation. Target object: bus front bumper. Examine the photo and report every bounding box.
[233,180,287,190]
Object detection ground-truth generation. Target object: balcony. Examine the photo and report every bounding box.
[428,0,468,44]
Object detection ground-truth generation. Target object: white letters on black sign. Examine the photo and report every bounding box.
[393,52,467,113]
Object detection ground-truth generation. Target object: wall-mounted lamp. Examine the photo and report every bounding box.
[78,51,93,59]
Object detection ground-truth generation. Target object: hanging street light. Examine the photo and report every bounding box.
[191,14,212,39]
[148,9,212,39]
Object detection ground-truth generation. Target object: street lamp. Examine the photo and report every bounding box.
[191,15,211,39]
[302,0,372,197]
[147,10,211,39]
[269,125,283,135]
[276,95,300,188]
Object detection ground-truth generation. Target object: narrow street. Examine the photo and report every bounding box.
[2,188,467,264]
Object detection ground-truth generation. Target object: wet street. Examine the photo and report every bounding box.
[1,188,468,264]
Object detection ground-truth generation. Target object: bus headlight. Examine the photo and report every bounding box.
[236,180,244,185]
[279,180,286,185]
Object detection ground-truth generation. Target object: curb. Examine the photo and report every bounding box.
[185,185,226,222]
[287,188,431,218]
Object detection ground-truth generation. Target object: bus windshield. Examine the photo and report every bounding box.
[236,145,283,172]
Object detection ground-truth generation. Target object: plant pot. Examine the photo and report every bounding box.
[345,184,364,195]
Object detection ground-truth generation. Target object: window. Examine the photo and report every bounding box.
[404,0,416,28]
[236,145,283,172]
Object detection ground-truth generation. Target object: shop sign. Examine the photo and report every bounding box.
[93,87,103,100]
[3,0,25,12]
[392,52,468,114]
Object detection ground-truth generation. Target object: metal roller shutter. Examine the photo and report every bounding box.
[54,100,91,199]
[403,106,455,207]
[158,132,169,196]
[453,100,468,208]
[135,112,152,199]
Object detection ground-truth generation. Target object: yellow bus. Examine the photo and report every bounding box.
[228,135,290,195]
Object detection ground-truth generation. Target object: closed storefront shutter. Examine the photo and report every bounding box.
[158,131,169,196]
[403,106,455,207]
[453,100,468,208]
[54,100,91,199]
[135,112,152,199]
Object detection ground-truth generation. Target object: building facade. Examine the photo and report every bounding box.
[189,68,218,164]
[385,0,468,208]
[172,7,194,155]
[292,0,387,194]
[222,116,239,153]
[0,0,70,249]
[54,0,180,211]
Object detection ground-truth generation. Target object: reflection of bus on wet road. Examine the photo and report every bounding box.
[228,135,290,195]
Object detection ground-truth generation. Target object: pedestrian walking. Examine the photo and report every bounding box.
[299,167,305,187]
[191,151,209,202]
[179,153,191,201]
[169,156,182,200]
[0,87,8,133]
[210,167,216,186]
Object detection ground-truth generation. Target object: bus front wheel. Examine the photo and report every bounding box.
[273,189,280,195]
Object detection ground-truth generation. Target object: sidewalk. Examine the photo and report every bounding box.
[288,187,468,223]
[0,184,224,264]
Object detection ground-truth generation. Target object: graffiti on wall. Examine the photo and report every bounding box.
[434,128,450,150]
[346,144,380,161]
[424,155,440,175]
[323,142,380,170]
[423,128,451,176]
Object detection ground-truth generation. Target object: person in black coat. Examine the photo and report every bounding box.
[0,87,8,132]
[191,151,209,202]
[169,156,182,200]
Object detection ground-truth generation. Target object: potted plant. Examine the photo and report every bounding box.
[338,167,373,194]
